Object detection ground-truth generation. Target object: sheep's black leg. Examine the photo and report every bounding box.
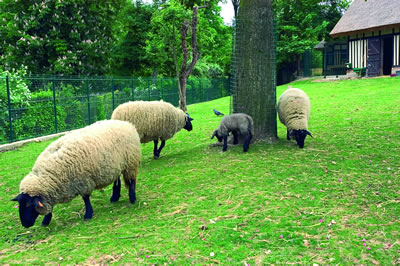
[232,131,239,145]
[287,130,291,141]
[110,177,121,202]
[156,140,166,157]
[153,140,159,159]
[128,179,136,204]
[41,213,52,226]
[243,132,252,152]
[82,195,93,220]
[222,136,228,152]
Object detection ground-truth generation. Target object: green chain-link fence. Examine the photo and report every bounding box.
[0,75,229,144]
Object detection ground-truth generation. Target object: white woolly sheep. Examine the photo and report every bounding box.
[111,100,193,159]
[12,120,141,228]
[277,87,312,148]
[211,113,254,152]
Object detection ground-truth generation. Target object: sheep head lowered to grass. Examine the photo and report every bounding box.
[211,113,254,152]
[111,100,193,159]
[277,87,313,148]
[12,120,141,228]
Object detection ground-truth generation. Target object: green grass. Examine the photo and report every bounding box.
[1,77,400,264]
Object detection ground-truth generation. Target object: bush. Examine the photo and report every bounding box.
[57,83,86,130]
[12,90,67,139]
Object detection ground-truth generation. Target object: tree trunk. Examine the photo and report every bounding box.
[179,76,187,111]
[232,0,240,18]
[177,6,206,112]
[232,0,277,141]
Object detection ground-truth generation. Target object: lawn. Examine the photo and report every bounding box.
[1,77,399,264]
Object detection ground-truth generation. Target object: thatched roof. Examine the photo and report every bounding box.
[330,0,400,38]
[314,40,326,50]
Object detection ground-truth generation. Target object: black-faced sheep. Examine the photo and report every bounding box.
[111,100,193,159]
[277,87,312,148]
[211,113,254,152]
[12,120,141,228]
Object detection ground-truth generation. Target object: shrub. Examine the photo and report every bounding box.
[12,89,67,139]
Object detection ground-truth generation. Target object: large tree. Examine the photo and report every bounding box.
[0,0,127,75]
[233,0,276,141]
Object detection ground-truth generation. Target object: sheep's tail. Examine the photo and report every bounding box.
[246,116,254,137]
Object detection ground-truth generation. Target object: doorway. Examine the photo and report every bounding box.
[382,36,394,75]
[367,38,381,77]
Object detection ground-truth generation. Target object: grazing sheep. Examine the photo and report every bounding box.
[277,87,312,148]
[211,113,254,152]
[12,120,141,228]
[111,100,193,159]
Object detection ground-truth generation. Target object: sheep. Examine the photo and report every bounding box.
[211,113,254,152]
[12,120,141,228]
[277,87,313,148]
[111,100,193,159]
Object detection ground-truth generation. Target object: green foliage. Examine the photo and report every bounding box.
[1,77,400,264]
[57,84,85,130]
[12,89,67,139]
[95,95,107,121]
[110,2,156,77]
[0,66,31,143]
[145,0,231,78]
[0,66,31,109]
[275,0,328,65]
[274,0,350,71]
[0,0,128,75]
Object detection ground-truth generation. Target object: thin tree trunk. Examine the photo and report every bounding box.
[179,77,187,111]
[233,0,277,141]
[232,0,240,18]
[177,5,206,112]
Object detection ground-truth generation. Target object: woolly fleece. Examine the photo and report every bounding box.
[277,88,310,131]
[111,100,187,143]
[216,113,254,136]
[19,120,141,215]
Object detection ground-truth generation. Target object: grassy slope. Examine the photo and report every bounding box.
[0,77,399,264]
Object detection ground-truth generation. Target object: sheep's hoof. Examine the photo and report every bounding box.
[110,195,120,202]
[154,155,159,159]
[84,214,93,221]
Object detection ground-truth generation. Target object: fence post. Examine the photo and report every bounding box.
[86,77,91,125]
[147,79,150,100]
[6,76,14,143]
[52,78,58,133]
[131,78,135,101]
[111,78,115,110]
[191,80,194,104]
[160,79,163,100]
[205,79,209,101]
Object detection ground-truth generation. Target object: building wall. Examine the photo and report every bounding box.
[394,35,400,67]
[349,39,367,68]
[347,27,400,75]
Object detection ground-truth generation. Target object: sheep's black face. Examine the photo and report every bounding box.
[211,130,223,142]
[12,194,41,228]
[184,114,193,131]
[291,130,312,148]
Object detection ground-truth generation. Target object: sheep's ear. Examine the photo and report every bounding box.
[11,195,21,202]
[186,113,193,121]
[33,197,44,208]
[306,130,313,138]
[211,130,217,139]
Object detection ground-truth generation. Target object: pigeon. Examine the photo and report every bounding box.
[213,109,224,116]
